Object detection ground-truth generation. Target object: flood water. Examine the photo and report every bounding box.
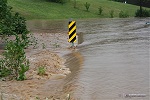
[27,18,150,100]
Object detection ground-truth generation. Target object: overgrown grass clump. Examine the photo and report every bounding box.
[119,11,129,18]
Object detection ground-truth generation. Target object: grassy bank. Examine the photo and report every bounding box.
[8,0,150,19]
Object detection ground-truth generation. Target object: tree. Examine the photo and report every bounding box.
[139,0,150,17]
[139,0,143,17]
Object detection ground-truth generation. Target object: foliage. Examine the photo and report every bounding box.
[37,66,46,76]
[110,10,114,18]
[28,34,38,49]
[84,2,90,12]
[53,43,60,48]
[42,43,46,49]
[119,10,129,18]
[0,60,11,78]
[0,35,29,80]
[48,0,66,4]
[0,1,29,37]
[0,0,11,20]
[0,0,13,36]
[135,8,150,17]
[98,6,103,15]
[0,0,30,81]
[110,0,125,2]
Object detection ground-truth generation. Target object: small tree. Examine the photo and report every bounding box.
[84,2,90,12]
[98,6,103,15]
[74,0,77,8]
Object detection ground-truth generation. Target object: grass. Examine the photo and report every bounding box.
[7,0,150,19]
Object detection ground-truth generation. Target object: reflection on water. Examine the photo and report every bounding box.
[27,18,149,100]
[27,20,68,33]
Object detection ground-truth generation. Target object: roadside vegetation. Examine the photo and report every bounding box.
[0,0,30,81]
[7,0,150,19]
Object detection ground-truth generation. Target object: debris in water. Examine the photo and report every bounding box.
[124,94,146,98]
[146,22,150,25]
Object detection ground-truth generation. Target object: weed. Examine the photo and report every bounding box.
[36,97,40,100]
[98,6,103,15]
[84,2,90,12]
[29,34,39,49]
[37,66,46,76]
[42,43,46,49]
[53,43,60,48]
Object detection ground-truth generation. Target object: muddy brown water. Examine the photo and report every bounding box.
[2,18,149,100]
[63,18,150,100]
[27,18,149,100]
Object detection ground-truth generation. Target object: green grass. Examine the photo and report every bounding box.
[7,0,150,19]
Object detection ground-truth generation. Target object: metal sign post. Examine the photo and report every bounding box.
[68,20,76,47]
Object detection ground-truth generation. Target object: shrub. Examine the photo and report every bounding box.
[0,60,11,78]
[0,2,29,37]
[48,0,66,4]
[110,10,114,18]
[0,0,30,81]
[119,10,129,18]
[135,8,150,17]
[0,35,29,80]
[98,6,103,15]
[84,2,90,12]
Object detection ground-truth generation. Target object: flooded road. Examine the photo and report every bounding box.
[64,18,150,100]
[27,18,150,100]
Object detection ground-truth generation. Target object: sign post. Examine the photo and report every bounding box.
[68,20,76,47]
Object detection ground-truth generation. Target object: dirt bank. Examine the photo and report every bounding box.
[0,32,74,100]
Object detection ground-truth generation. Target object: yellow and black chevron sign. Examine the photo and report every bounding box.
[68,21,76,43]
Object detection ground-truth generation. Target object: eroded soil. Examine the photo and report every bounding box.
[0,32,73,100]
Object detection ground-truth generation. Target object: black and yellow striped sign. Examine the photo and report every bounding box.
[68,21,76,43]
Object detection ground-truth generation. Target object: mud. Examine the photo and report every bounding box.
[0,32,72,100]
